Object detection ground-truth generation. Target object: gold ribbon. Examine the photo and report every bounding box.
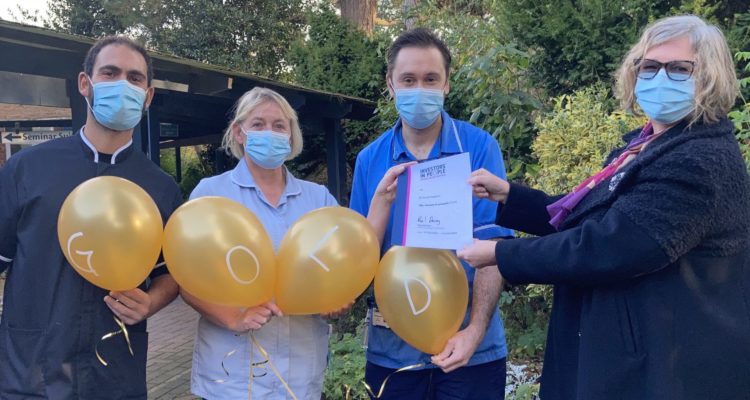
[212,348,238,384]
[362,362,426,399]
[213,332,298,400]
[249,332,297,400]
[95,316,133,366]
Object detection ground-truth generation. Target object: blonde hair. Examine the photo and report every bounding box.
[221,87,304,160]
[615,15,738,125]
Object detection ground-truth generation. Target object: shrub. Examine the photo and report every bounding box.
[729,51,750,172]
[159,146,212,198]
[528,84,646,194]
[323,326,368,400]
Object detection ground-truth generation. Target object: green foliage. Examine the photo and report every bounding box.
[287,4,387,101]
[44,0,306,78]
[498,1,750,97]
[159,146,212,198]
[453,41,542,179]
[44,0,138,38]
[323,327,368,400]
[672,0,750,23]
[727,12,750,103]
[727,11,750,54]
[285,3,390,177]
[498,0,676,96]
[146,0,305,78]
[500,285,549,359]
[729,51,750,172]
[529,84,646,194]
[507,383,541,400]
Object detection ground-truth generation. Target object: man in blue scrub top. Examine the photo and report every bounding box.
[350,28,513,399]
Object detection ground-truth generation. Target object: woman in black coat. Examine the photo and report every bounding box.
[457,15,750,400]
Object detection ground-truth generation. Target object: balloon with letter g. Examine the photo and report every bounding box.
[57,176,163,291]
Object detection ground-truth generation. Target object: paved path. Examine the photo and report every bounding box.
[146,296,200,399]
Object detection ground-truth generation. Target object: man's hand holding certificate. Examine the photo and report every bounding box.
[391,153,473,250]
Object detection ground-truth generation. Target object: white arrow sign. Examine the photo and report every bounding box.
[2,130,74,145]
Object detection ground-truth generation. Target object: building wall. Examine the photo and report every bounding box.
[0,104,71,120]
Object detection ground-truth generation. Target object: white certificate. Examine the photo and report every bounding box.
[391,152,473,250]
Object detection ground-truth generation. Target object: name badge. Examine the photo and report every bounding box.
[371,308,390,329]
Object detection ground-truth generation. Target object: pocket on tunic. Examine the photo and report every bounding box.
[0,326,47,397]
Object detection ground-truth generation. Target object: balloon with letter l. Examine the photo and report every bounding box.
[57,176,163,291]
[163,196,276,307]
[374,246,469,354]
[275,206,380,314]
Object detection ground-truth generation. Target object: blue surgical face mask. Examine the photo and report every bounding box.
[635,69,695,124]
[85,77,147,131]
[394,87,445,129]
[244,130,292,169]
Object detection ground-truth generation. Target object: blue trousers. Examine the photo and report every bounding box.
[365,358,506,400]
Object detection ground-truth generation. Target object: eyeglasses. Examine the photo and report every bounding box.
[634,58,696,81]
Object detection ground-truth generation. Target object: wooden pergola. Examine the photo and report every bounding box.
[0,20,376,202]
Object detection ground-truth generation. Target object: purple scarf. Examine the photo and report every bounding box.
[546,122,659,230]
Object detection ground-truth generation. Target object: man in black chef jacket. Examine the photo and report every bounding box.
[0,36,183,399]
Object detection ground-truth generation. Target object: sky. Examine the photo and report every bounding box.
[1,0,49,26]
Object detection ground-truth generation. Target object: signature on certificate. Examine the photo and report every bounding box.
[417,215,441,226]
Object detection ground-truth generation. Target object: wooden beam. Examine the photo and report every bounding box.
[159,134,222,149]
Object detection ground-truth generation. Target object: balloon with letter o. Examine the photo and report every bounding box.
[163,196,276,307]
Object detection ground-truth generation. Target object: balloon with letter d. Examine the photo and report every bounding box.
[374,246,469,354]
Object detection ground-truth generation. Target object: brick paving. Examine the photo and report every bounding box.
[146,296,200,399]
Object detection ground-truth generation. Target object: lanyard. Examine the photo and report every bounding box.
[390,117,463,166]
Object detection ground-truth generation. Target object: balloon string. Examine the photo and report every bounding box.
[95,316,133,366]
[212,343,266,384]
[212,333,297,400]
[249,332,298,400]
[362,362,426,399]
[212,348,238,384]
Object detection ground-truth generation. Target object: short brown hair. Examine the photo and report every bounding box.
[83,36,154,85]
[387,28,452,78]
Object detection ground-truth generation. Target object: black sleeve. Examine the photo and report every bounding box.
[495,145,727,287]
[149,256,169,280]
[496,183,562,237]
[0,161,20,272]
[495,207,670,286]
[149,186,184,280]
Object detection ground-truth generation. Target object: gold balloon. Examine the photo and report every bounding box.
[57,176,164,291]
[374,246,469,355]
[275,207,380,315]
[163,196,276,307]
